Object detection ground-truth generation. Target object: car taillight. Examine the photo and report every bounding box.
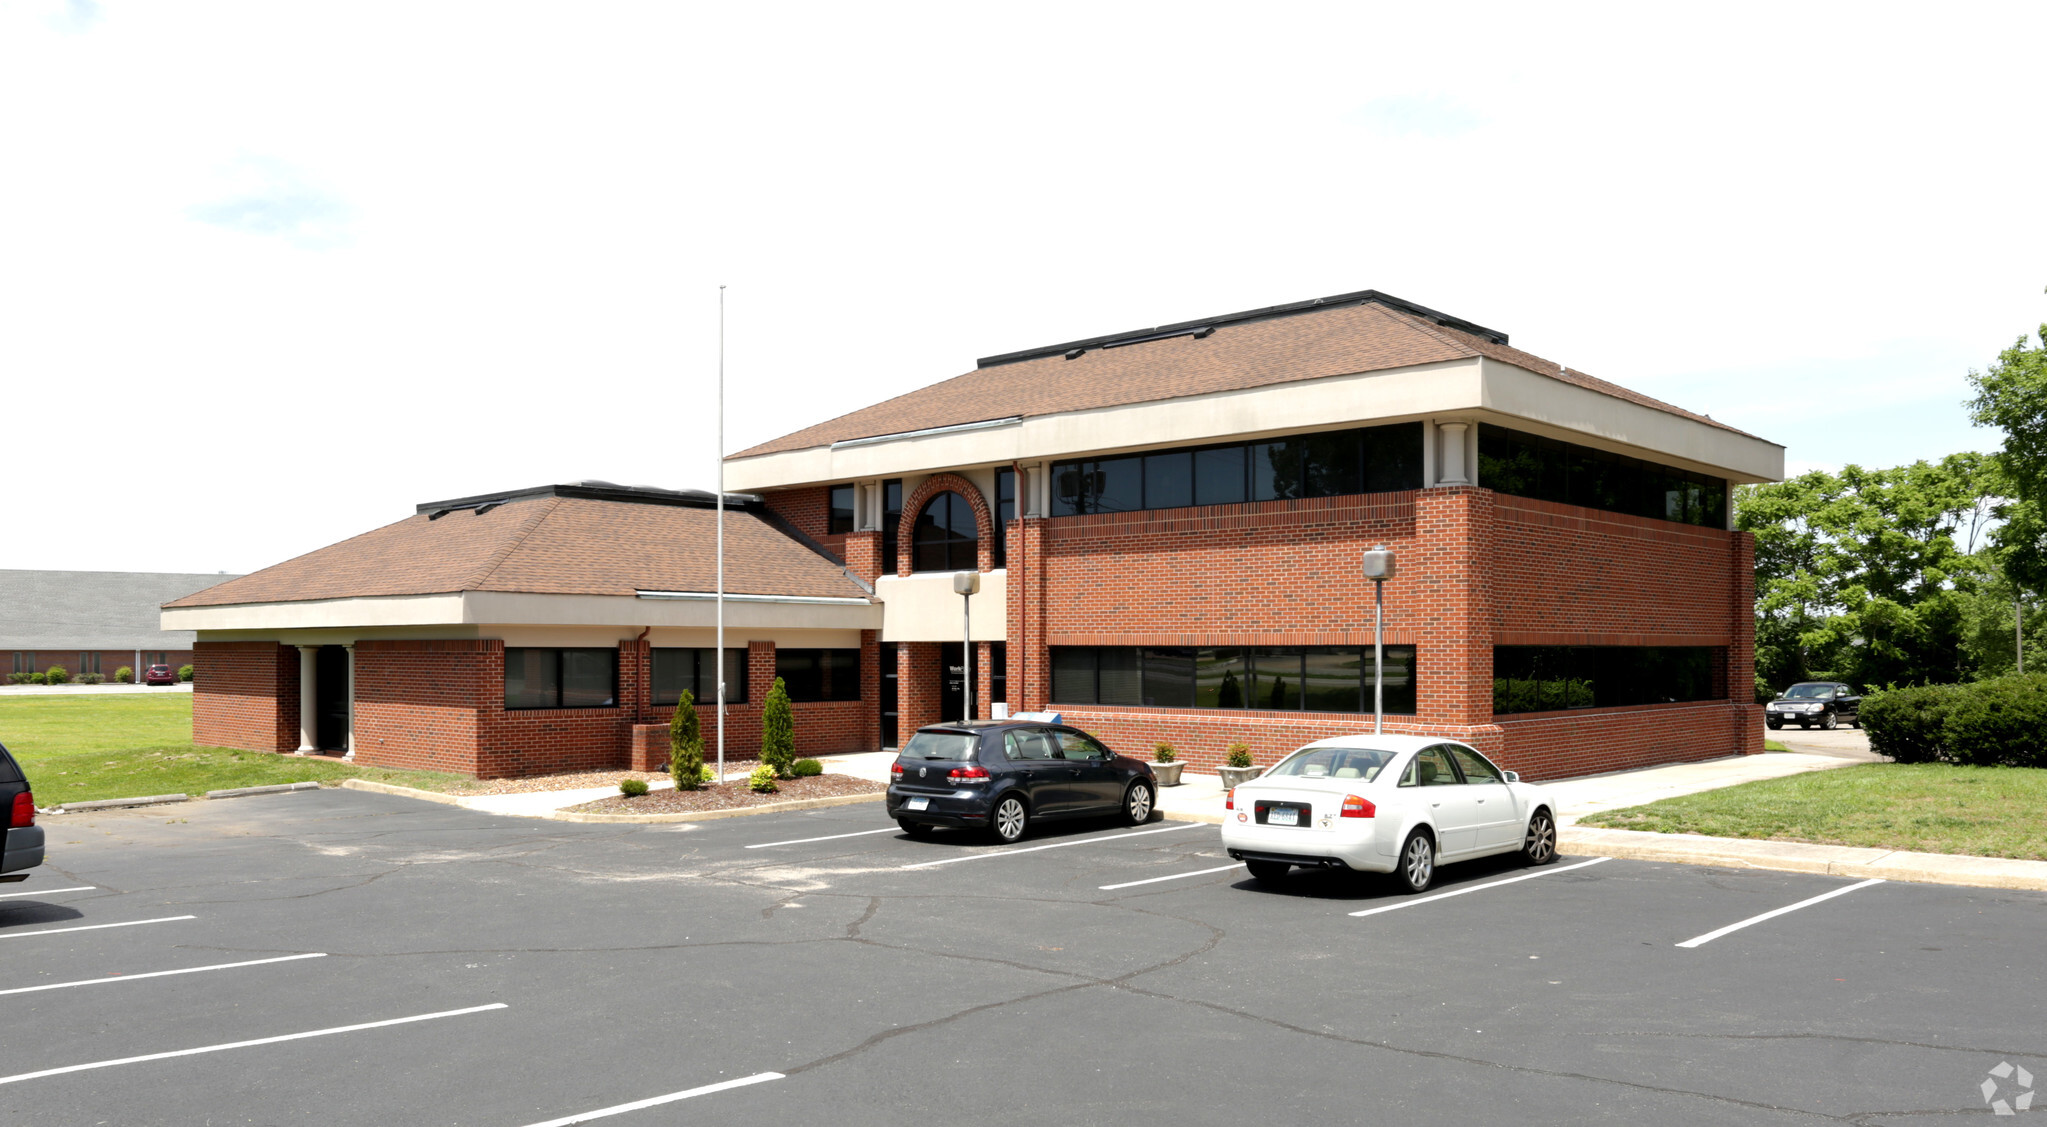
[890,762,904,779]
[8,791,32,829]
[1224,788,1233,810]
[948,765,990,783]
[1340,794,1375,818]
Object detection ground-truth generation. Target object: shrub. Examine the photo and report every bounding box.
[792,757,823,777]
[1941,673,2047,768]
[178,664,194,682]
[1861,683,1958,763]
[1226,743,1253,768]
[761,677,794,777]
[619,778,650,797]
[749,764,779,793]
[6,672,30,685]
[45,665,69,685]
[76,672,104,685]
[28,672,47,685]
[669,690,705,790]
[114,666,133,684]
[1153,742,1176,763]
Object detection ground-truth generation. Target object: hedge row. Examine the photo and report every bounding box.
[1862,674,2047,767]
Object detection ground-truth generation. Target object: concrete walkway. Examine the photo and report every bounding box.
[0,682,192,697]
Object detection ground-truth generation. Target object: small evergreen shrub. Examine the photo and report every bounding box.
[114,666,134,683]
[1860,683,1958,763]
[6,672,31,685]
[749,764,779,793]
[76,672,105,685]
[45,665,69,685]
[761,677,795,777]
[1153,742,1176,763]
[1226,743,1253,768]
[28,672,48,685]
[619,778,650,797]
[1941,673,2047,768]
[669,690,705,790]
[178,664,194,682]
[792,757,823,777]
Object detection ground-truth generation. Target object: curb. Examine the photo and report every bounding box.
[205,782,321,800]
[1559,826,2047,892]
[338,778,466,806]
[56,793,190,812]
[547,792,886,823]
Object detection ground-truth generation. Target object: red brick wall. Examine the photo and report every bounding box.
[844,531,883,586]
[353,640,494,775]
[897,642,945,735]
[1492,495,1737,643]
[192,641,297,753]
[1494,702,1754,780]
[763,486,832,539]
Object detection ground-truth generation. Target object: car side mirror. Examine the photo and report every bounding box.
[1503,770,1520,783]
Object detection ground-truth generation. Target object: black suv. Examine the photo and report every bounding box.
[1,740,44,883]
[1766,681,1861,730]
[887,721,1158,843]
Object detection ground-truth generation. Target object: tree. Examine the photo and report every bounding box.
[761,676,795,778]
[669,690,704,790]
[1968,318,2047,585]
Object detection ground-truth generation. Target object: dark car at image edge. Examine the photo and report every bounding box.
[887,720,1158,843]
[1766,680,1861,730]
[1,740,45,882]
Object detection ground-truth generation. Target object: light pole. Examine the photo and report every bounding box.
[954,571,980,723]
[1361,545,1397,735]
[716,284,727,785]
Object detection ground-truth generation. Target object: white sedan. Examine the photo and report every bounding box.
[1219,734,1558,892]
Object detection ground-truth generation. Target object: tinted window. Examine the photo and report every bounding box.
[1412,746,1459,786]
[1056,731,1109,760]
[1268,746,1393,781]
[1301,430,1362,498]
[904,731,978,760]
[1478,423,1727,528]
[506,648,616,710]
[1302,648,1361,712]
[1004,729,1061,761]
[1493,645,1717,713]
[994,468,1015,567]
[1052,424,1422,517]
[1140,647,1194,708]
[882,479,903,571]
[652,648,749,707]
[1193,648,1249,708]
[1098,648,1141,705]
[829,484,856,534]
[1194,445,1247,506]
[1143,450,1193,509]
[1051,648,1097,703]
[1049,644,1416,714]
[560,649,617,708]
[1093,456,1142,513]
[1448,746,1504,784]
[777,648,861,702]
[504,648,558,709]
[913,491,978,572]
[1253,648,1301,710]
[1251,440,1301,501]
[0,746,21,783]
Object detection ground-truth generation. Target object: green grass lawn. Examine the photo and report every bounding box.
[0,694,470,806]
[1579,762,2047,860]
[1764,739,1792,752]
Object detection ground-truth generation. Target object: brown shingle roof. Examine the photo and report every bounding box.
[732,297,1758,459]
[166,495,869,608]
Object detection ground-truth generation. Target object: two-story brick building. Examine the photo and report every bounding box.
[170,289,1781,779]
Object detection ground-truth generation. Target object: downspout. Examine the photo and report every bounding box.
[635,626,651,723]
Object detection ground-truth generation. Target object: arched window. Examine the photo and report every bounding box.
[913,491,979,572]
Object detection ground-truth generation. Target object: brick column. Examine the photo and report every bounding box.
[619,636,651,724]
[844,531,883,586]
[860,629,882,751]
[1730,529,1764,754]
[898,642,944,735]
[1414,486,1496,728]
[1005,517,1048,712]
[975,640,996,720]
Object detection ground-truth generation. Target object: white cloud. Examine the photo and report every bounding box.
[187,157,351,248]
[1348,93,1483,137]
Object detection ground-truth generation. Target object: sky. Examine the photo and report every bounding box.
[4,0,2044,575]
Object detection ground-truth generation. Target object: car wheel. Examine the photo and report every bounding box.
[1122,781,1154,826]
[1521,808,1557,866]
[1765,719,1782,730]
[1821,711,1838,731]
[898,818,932,838]
[1396,830,1435,893]
[1246,860,1289,887]
[990,795,1029,844]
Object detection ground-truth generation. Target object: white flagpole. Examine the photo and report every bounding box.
[717,284,727,785]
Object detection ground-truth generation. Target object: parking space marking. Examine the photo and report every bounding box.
[1099,864,1242,891]
[900,823,1201,870]
[745,827,898,849]
[517,1072,786,1127]
[0,1002,509,1086]
[1348,857,1611,918]
[1676,878,1886,948]
[1,915,196,939]
[0,953,327,997]
[0,886,94,900]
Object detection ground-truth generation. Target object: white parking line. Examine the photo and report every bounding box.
[517,1072,786,1127]
[1349,857,1611,918]
[1,915,196,939]
[901,823,1200,870]
[0,1002,507,1085]
[746,827,899,849]
[1676,878,1886,948]
[1099,864,1243,891]
[0,953,327,997]
[0,886,95,900]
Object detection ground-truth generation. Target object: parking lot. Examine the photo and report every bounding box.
[4,789,2043,1125]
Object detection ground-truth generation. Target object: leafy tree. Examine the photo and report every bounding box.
[761,676,795,777]
[1968,318,2047,586]
[669,690,705,790]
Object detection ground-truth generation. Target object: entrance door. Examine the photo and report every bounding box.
[941,642,966,726]
[314,645,349,751]
[880,644,900,750]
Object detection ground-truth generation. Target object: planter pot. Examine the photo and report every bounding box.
[1217,765,1264,788]
[1150,761,1186,787]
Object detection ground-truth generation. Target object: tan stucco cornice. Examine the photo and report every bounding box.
[162,590,882,633]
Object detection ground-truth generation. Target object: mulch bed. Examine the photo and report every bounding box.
[565,772,885,815]
[445,760,764,796]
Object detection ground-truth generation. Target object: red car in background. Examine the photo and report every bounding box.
[143,664,178,686]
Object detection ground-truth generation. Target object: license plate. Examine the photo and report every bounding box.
[1267,807,1299,827]
[904,797,929,811]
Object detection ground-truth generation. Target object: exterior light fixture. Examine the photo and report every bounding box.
[1362,546,1396,735]
[955,571,981,723]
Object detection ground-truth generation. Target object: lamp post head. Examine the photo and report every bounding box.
[953,572,982,596]
[1362,546,1396,581]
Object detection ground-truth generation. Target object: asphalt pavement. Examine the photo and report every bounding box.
[4,788,2043,1125]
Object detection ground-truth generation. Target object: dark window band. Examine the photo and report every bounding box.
[1050,645,1416,715]
[1477,424,1727,528]
[1051,422,1422,517]
[652,648,748,707]
[1492,645,1718,713]
[505,647,617,710]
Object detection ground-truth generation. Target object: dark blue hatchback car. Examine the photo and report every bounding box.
[887,720,1158,843]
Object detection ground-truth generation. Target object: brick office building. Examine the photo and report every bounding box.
[173,289,1781,780]
[727,289,1783,780]
[4,569,235,680]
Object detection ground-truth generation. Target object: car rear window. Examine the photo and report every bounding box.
[903,731,979,760]
[0,745,21,784]
[1267,746,1393,782]
[1783,683,1837,699]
